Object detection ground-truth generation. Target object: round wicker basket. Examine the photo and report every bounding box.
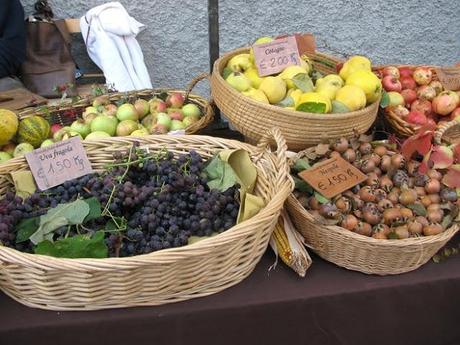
[285,130,460,275]
[0,128,292,310]
[376,65,460,139]
[211,47,380,151]
[17,73,214,135]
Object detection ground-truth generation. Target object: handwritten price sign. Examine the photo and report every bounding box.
[25,137,93,191]
[253,36,301,77]
[298,156,367,199]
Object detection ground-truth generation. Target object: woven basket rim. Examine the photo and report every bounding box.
[213,47,380,119]
[0,132,292,268]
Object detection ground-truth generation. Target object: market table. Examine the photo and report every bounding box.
[0,234,458,345]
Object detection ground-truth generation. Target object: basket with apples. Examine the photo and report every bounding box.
[8,74,213,158]
[378,65,460,138]
[211,36,382,150]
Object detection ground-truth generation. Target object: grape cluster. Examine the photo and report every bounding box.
[0,148,240,257]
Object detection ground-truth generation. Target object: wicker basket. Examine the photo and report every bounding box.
[17,73,214,135]
[0,128,292,310]
[285,130,460,275]
[376,65,460,138]
[211,47,380,151]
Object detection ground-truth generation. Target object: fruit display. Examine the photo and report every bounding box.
[291,134,459,240]
[380,66,460,131]
[0,93,205,164]
[0,147,241,258]
[222,39,382,114]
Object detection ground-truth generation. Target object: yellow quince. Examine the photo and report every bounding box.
[345,70,382,103]
[339,56,372,81]
[335,85,367,111]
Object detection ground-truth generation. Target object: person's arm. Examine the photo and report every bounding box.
[0,0,26,78]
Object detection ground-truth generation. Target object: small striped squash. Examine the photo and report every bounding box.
[0,109,19,145]
[17,116,50,148]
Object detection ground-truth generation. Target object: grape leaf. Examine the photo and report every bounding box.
[222,67,233,80]
[314,192,330,204]
[83,197,102,222]
[297,102,327,113]
[331,100,350,113]
[442,214,453,230]
[292,73,314,92]
[34,231,108,259]
[407,203,427,216]
[293,176,313,193]
[29,199,91,245]
[293,158,311,172]
[204,155,239,192]
[15,217,40,243]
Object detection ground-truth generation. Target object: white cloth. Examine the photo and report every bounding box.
[80,2,152,91]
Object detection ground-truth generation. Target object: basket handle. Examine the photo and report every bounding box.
[255,127,293,192]
[434,120,460,145]
[184,73,209,102]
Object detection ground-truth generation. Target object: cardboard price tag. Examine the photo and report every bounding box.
[298,156,367,199]
[253,36,301,77]
[25,137,93,191]
[435,66,460,91]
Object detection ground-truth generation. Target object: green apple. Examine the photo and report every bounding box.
[90,115,117,136]
[156,112,172,130]
[0,151,12,163]
[183,115,200,127]
[387,91,405,107]
[14,143,34,158]
[181,103,201,117]
[116,103,139,121]
[70,119,91,138]
[225,72,251,92]
[170,120,186,131]
[40,139,55,148]
[85,131,111,140]
[116,120,139,136]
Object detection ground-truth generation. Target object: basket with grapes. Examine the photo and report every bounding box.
[0,129,291,310]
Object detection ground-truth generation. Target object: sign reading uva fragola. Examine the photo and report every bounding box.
[253,36,301,77]
[298,156,367,199]
[25,137,93,191]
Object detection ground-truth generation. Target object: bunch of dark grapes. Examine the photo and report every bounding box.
[0,148,241,258]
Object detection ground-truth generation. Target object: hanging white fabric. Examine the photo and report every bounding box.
[80,2,152,91]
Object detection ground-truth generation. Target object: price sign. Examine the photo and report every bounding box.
[434,66,460,91]
[25,137,93,191]
[253,36,301,77]
[298,156,367,199]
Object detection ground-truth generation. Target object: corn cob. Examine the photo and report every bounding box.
[269,209,312,277]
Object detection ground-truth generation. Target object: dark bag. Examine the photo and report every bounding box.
[20,1,76,98]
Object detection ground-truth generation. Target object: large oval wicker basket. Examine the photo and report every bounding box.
[17,73,214,135]
[285,129,460,275]
[0,128,292,310]
[211,47,380,151]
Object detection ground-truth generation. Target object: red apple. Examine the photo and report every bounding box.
[401,89,417,105]
[50,123,63,135]
[382,76,402,92]
[169,111,184,121]
[399,67,413,78]
[413,67,433,85]
[167,92,185,108]
[401,76,417,90]
[432,91,459,116]
[416,85,437,101]
[411,99,432,116]
[406,111,427,125]
[382,66,400,79]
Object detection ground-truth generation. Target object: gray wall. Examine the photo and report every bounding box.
[21,0,460,97]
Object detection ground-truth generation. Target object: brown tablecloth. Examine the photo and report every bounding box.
[0,234,459,345]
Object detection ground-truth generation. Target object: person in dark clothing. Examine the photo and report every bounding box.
[0,0,26,90]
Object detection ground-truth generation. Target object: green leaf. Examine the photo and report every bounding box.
[293,158,311,172]
[407,203,427,216]
[34,231,108,259]
[276,95,295,108]
[222,67,233,80]
[29,199,91,245]
[29,217,69,245]
[311,70,324,83]
[387,232,399,240]
[15,217,40,243]
[296,102,327,113]
[293,176,313,193]
[314,192,330,204]
[441,214,453,230]
[380,90,390,108]
[204,155,239,192]
[83,197,102,222]
[292,73,314,92]
[331,100,351,113]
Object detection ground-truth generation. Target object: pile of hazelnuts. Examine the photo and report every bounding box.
[294,137,458,240]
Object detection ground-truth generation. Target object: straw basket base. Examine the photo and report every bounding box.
[286,195,459,275]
